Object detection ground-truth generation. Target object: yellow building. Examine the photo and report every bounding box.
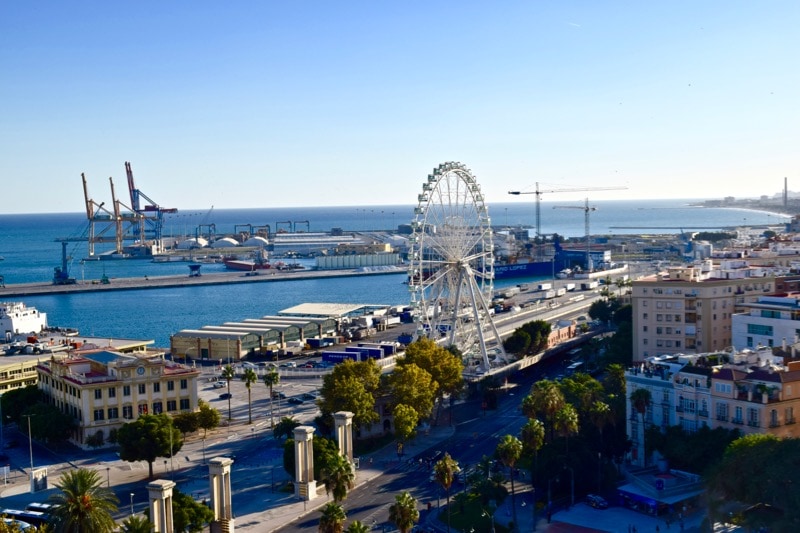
[36,347,200,449]
[0,355,39,394]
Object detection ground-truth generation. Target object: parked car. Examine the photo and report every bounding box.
[301,393,316,401]
[213,381,226,388]
[586,494,608,509]
[219,393,232,400]
[287,397,304,405]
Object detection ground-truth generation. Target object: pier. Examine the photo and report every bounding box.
[0,266,406,298]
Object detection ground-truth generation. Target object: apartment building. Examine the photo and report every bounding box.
[36,347,200,449]
[732,294,800,350]
[631,261,774,362]
[626,348,800,467]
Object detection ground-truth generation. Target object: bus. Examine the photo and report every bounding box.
[565,361,584,376]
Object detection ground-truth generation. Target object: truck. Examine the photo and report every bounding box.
[565,283,576,292]
[501,286,521,298]
[581,281,599,291]
[543,290,557,299]
[537,283,552,291]
[555,288,567,297]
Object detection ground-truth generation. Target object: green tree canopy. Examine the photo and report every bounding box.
[273,416,301,441]
[242,367,258,424]
[503,329,531,355]
[388,491,419,533]
[321,452,355,503]
[26,402,76,444]
[400,337,465,400]
[196,399,221,438]
[319,502,346,533]
[172,411,200,437]
[0,385,44,425]
[392,403,419,443]
[119,515,152,533]
[318,360,381,428]
[389,363,437,420]
[433,453,460,533]
[117,414,183,479]
[172,488,215,533]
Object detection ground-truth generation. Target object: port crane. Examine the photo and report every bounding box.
[554,198,597,271]
[125,161,177,244]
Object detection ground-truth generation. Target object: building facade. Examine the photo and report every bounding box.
[732,294,800,350]
[631,262,775,362]
[36,347,200,448]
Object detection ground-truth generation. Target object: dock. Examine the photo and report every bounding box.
[0,267,406,298]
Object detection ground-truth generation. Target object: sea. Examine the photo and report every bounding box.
[0,200,789,349]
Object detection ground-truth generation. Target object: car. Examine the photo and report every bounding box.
[213,381,226,388]
[287,397,304,405]
[586,494,608,509]
[242,362,258,370]
[301,393,316,401]
[219,393,232,400]
[279,362,297,368]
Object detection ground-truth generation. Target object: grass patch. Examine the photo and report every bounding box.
[438,493,511,533]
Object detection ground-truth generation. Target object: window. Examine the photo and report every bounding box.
[153,383,161,393]
[747,408,759,427]
[643,339,649,345]
[93,409,104,421]
[770,409,779,426]
[123,385,131,397]
[643,313,648,320]
[167,381,175,392]
[747,324,774,336]
[180,379,188,390]
[786,406,795,423]
[656,314,663,322]
[123,406,133,419]
[657,327,663,335]
[734,406,743,423]
[716,402,729,421]
[94,389,102,400]
[138,384,146,394]
[152,401,163,414]
[643,325,648,332]
[180,399,190,410]
[138,404,148,415]
[108,407,119,420]
[108,387,116,398]
[167,400,177,412]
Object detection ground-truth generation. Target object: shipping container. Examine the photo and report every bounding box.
[581,281,599,291]
[565,283,576,291]
[537,283,553,291]
[543,290,557,299]
[322,351,359,364]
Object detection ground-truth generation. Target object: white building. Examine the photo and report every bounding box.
[0,302,48,339]
[732,295,800,350]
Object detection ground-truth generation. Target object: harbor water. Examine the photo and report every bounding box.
[0,200,788,348]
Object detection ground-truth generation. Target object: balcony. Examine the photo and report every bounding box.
[747,420,760,428]
[732,418,744,425]
[716,415,728,422]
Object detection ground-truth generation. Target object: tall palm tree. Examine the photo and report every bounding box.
[630,387,653,462]
[554,404,579,456]
[242,368,258,424]
[520,418,545,485]
[221,365,235,421]
[47,468,119,533]
[388,491,419,533]
[524,379,565,442]
[433,453,460,533]
[496,435,523,529]
[321,453,355,503]
[318,501,346,533]
[263,369,280,428]
[588,400,613,449]
[345,521,370,533]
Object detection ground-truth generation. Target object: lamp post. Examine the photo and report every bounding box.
[597,452,602,493]
[202,438,206,465]
[0,393,4,450]
[130,492,134,515]
[564,465,574,508]
[23,414,34,479]
[106,466,110,488]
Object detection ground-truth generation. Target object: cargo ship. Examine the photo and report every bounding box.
[223,249,271,271]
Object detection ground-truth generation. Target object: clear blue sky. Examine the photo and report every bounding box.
[2,2,799,214]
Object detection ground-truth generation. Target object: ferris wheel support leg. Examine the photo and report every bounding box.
[463,271,492,370]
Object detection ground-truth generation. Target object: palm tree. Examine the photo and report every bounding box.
[630,387,652,462]
[345,521,370,533]
[524,379,565,442]
[433,452,460,533]
[388,491,419,533]
[318,501,346,533]
[221,365,235,421]
[496,435,523,529]
[47,468,119,533]
[588,400,613,449]
[520,418,545,484]
[119,514,153,533]
[554,404,579,456]
[242,367,258,424]
[321,453,355,503]
[263,369,280,428]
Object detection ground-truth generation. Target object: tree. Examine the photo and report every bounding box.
[318,501,346,533]
[1,385,44,425]
[284,434,339,481]
[274,416,301,441]
[344,521,370,533]
[630,388,652,428]
[503,329,531,355]
[47,468,119,533]
[523,379,565,442]
[588,400,613,449]
[172,488,215,533]
[119,514,153,533]
[26,402,76,444]
[173,411,200,437]
[390,363,437,420]
[388,491,419,533]
[520,418,545,482]
[221,365,235,420]
[196,399,221,438]
[263,370,280,428]
[242,367,258,424]
[318,360,381,428]
[321,452,355,503]
[400,338,464,420]
[433,453,460,533]
[117,414,183,479]
[553,404,579,456]
[392,403,419,444]
[496,435,523,528]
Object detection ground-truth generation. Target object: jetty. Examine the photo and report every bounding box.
[0,266,406,298]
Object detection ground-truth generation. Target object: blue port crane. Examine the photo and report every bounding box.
[125,161,178,244]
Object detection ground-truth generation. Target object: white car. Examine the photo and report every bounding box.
[213,381,226,388]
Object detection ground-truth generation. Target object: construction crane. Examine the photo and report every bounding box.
[508,182,626,239]
[80,173,119,257]
[554,198,596,271]
[125,161,177,244]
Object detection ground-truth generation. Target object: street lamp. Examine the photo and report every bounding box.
[106,466,110,488]
[23,414,34,479]
[202,438,206,464]
[130,492,134,515]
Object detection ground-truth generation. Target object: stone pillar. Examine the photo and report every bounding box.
[334,411,355,464]
[293,425,317,500]
[147,479,176,533]
[209,456,235,533]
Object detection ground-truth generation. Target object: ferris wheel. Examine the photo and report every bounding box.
[408,162,506,370]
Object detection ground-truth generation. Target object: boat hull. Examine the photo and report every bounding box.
[223,259,271,271]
